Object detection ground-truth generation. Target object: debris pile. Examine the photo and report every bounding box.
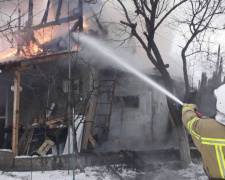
[17,113,68,156]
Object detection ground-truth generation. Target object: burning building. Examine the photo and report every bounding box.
[0,0,185,171]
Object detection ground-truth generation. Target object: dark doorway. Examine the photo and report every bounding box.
[0,87,7,148]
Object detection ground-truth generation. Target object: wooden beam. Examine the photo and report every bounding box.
[88,134,97,148]
[41,0,50,24]
[16,13,80,33]
[45,116,65,126]
[71,20,80,32]
[17,9,21,55]
[55,0,63,21]
[27,0,33,27]
[21,51,77,66]
[12,70,21,157]
[15,65,33,72]
[81,98,94,151]
[78,0,83,31]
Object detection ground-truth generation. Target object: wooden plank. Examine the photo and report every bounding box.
[105,74,116,140]
[88,134,97,148]
[81,98,94,151]
[36,140,54,155]
[18,129,34,155]
[49,124,60,129]
[12,70,21,157]
[46,103,55,118]
[45,116,65,126]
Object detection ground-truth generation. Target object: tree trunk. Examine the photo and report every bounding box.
[160,68,192,168]
[167,97,192,168]
[176,125,192,168]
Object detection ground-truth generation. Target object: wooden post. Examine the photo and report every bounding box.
[4,87,9,139]
[216,45,220,74]
[81,98,94,151]
[12,70,21,157]
[78,0,83,31]
[27,0,33,27]
[17,9,21,55]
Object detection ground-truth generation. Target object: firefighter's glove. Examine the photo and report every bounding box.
[182,104,197,114]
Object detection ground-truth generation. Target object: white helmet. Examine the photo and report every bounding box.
[214,85,225,125]
[214,84,225,114]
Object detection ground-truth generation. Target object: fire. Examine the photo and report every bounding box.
[3,49,17,59]
[23,40,43,58]
[34,27,52,45]
[72,45,78,51]
[30,41,40,54]
[83,16,88,30]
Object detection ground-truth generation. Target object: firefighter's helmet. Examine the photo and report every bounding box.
[214,84,225,114]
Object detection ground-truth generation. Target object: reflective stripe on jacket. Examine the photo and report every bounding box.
[182,107,225,179]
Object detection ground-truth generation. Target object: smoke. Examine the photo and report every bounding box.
[0,0,184,83]
[0,0,82,61]
[77,34,152,74]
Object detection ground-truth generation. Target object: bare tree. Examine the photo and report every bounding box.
[109,0,225,168]
[108,0,191,168]
[170,0,225,100]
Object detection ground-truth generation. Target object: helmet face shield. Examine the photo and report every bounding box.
[214,90,217,98]
[214,84,225,114]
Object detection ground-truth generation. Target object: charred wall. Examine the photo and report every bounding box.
[93,70,181,152]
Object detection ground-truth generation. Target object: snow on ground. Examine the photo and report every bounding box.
[0,162,208,180]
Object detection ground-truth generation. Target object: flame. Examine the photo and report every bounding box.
[23,41,43,58]
[2,20,89,59]
[34,27,52,45]
[83,16,88,30]
[3,49,17,59]
[2,28,51,59]
[72,45,78,51]
[30,41,40,54]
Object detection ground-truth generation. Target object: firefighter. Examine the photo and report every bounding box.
[182,84,225,180]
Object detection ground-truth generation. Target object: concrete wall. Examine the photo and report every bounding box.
[0,149,201,171]
[13,151,130,171]
[0,150,13,171]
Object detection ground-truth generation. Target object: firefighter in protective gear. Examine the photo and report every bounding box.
[182,84,225,180]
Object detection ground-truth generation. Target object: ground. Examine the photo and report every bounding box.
[0,161,207,180]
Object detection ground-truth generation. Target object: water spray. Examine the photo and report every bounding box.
[79,34,184,106]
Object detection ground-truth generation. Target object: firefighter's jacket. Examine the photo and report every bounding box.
[182,107,225,179]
